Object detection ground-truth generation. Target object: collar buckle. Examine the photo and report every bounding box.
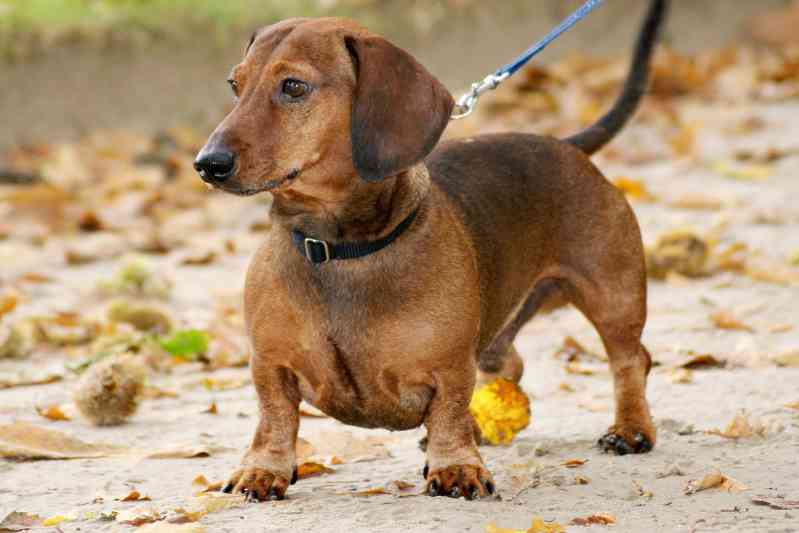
[303,237,331,264]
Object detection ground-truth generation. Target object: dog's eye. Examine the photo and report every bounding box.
[227,79,239,96]
[282,79,309,99]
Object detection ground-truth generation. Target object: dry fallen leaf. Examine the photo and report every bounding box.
[202,402,218,415]
[785,402,799,410]
[667,367,693,384]
[0,369,63,389]
[710,310,755,332]
[562,459,587,469]
[116,506,163,526]
[0,292,18,319]
[750,496,799,510]
[711,160,772,181]
[297,462,335,479]
[554,336,605,362]
[613,177,657,202]
[632,480,654,499]
[349,487,389,497]
[685,469,747,495]
[771,350,799,367]
[0,422,230,460]
[564,362,596,376]
[393,480,415,491]
[35,404,71,421]
[307,431,391,463]
[569,513,616,526]
[673,353,725,369]
[707,411,766,440]
[120,490,151,502]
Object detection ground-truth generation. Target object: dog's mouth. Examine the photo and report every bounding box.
[218,168,301,196]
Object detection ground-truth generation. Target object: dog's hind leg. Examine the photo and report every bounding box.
[560,256,655,455]
[477,279,561,385]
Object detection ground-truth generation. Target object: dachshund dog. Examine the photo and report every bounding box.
[194,0,668,502]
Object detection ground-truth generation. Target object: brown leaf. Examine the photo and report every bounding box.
[202,402,218,415]
[0,292,18,319]
[562,459,587,468]
[119,490,151,502]
[710,310,755,332]
[0,370,63,389]
[564,362,596,376]
[16,272,54,284]
[554,336,605,362]
[674,353,725,369]
[707,412,766,440]
[569,513,616,526]
[180,250,217,266]
[685,469,747,494]
[750,496,799,510]
[349,487,389,497]
[297,462,335,479]
[35,405,71,421]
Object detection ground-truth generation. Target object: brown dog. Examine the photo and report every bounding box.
[194,0,668,502]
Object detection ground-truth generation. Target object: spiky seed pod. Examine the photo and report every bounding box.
[73,354,146,426]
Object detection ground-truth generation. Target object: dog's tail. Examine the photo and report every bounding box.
[564,0,669,156]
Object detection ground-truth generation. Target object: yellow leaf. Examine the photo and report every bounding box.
[486,524,527,533]
[297,462,335,479]
[36,405,71,421]
[711,160,772,181]
[667,367,693,384]
[349,487,389,497]
[685,469,747,494]
[0,292,18,319]
[529,518,565,533]
[202,402,218,415]
[710,310,754,332]
[613,177,657,202]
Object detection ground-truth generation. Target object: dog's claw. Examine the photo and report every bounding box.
[424,464,495,501]
[598,431,652,455]
[223,467,290,502]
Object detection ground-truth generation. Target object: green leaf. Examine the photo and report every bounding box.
[158,329,209,360]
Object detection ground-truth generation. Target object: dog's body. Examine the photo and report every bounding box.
[195,0,668,501]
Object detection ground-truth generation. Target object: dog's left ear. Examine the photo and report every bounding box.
[345,35,454,182]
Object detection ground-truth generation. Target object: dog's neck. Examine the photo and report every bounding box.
[270,164,430,244]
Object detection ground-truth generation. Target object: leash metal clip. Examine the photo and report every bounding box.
[451,72,509,120]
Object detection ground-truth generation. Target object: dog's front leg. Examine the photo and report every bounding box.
[224,357,300,502]
[423,364,495,500]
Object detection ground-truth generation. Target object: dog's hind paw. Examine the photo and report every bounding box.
[425,464,496,500]
[598,431,653,455]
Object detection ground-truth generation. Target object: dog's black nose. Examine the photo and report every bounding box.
[194,150,236,182]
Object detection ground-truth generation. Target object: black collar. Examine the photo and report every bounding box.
[291,208,419,265]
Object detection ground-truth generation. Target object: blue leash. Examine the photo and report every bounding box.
[451,0,605,119]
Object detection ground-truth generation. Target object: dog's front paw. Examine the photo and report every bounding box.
[598,427,654,455]
[425,464,495,500]
[223,466,297,502]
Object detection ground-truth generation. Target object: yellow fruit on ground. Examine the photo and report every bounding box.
[469,378,531,445]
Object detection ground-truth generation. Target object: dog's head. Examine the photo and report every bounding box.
[194,18,454,200]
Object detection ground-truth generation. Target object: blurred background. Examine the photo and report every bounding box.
[0,0,795,148]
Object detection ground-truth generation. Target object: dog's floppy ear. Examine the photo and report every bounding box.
[345,35,454,182]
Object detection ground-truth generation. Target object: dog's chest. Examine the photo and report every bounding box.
[294,322,438,431]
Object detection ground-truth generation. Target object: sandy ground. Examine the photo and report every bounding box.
[3,71,799,533]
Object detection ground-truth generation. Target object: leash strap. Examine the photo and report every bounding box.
[451,0,605,119]
[292,209,419,264]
